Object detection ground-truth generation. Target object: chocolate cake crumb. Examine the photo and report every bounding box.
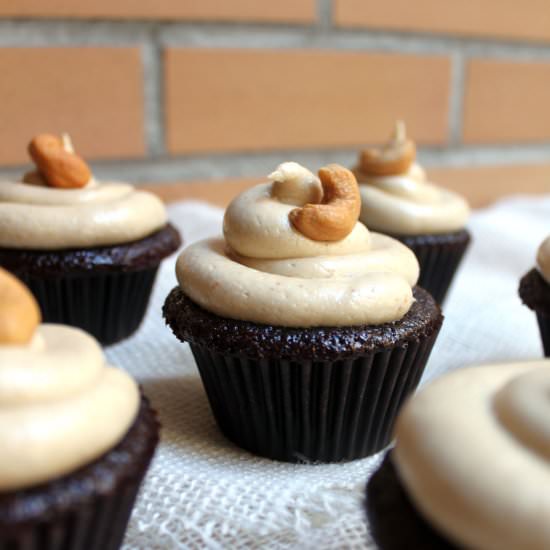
[163,286,443,361]
[0,224,181,277]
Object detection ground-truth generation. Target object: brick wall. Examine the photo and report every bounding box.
[0,1,549,194]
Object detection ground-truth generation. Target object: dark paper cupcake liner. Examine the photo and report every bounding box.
[0,396,159,550]
[0,224,181,346]
[17,268,159,346]
[518,268,550,358]
[189,328,440,462]
[0,480,142,550]
[366,452,456,550]
[536,313,550,357]
[395,230,471,304]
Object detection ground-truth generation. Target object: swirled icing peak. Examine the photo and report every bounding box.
[537,236,550,284]
[393,360,550,550]
[0,271,139,491]
[0,326,139,491]
[0,134,167,249]
[269,162,322,205]
[176,162,419,327]
[354,122,470,235]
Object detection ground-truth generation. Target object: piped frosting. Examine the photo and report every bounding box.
[176,162,419,327]
[0,134,167,250]
[0,269,139,491]
[393,360,550,550]
[0,179,167,249]
[354,123,470,235]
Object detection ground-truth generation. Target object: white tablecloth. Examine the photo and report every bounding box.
[108,194,549,549]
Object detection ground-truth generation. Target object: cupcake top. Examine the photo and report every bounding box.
[0,268,139,491]
[176,162,419,327]
[354,122,470,235]
[537,236,550,284]
[392,360,550,550]
[0,134,167,250]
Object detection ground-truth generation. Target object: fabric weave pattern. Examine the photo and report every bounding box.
[107,195,548,549]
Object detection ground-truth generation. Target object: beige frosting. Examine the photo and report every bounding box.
[176,162,419,327]
[537,236,550,284]
[0,178,167,249]
[356,163,470,235]
[0,324,139,491]
[393,360,550,550]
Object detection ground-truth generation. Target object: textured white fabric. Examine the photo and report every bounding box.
[106,194,550,549]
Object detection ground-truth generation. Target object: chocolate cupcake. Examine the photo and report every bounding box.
[519,236,550,357]
[0,268,159,549]
[164,162,443,462]
[353,122,471,304]
[0,134,181,345]
[367,360,550,549]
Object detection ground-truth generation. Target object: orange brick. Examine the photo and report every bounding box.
[334,0,550,43]
[0,0,316,23]
[164,49,451,155]
[0,47,145,166]
[463,59,550,143]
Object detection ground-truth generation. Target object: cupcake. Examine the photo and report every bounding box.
[0,267,159,549]
[353,122,471,304]
[367,359,550,549]
[164,162,443,462]
[519,236,550,357]
[0,133,181,345]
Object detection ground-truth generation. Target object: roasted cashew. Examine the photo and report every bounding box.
[289,164,361,241]
[359,121,416,176]
[0,268,40,344]
[28,134,91,189]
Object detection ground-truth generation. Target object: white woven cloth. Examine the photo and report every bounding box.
[108,194,550,549]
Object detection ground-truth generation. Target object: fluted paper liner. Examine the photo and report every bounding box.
[18,269,159,345]
[190,328,440,463]
[536,313,550,357]
[397,230,471,304]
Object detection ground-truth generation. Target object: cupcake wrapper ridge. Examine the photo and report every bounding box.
[0,480,142,550]
[518,268,550,358]
[0,224,181,346]
[536,313,550,357]
[18,268,159,345]
[190,327,440,463]
[397,230,471,304]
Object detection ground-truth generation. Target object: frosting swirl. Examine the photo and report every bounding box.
[0,178,167,249]
[354,123,469,235]
[0,324,139,491]
[176,162,419,327]
[537,236,550,284]
[393,360,550,550]
[355,163,470,235]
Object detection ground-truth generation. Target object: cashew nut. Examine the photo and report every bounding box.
[0,268,41,345]
[359,120,416,176]
[28,134,91,189]
[289,164,361,241]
